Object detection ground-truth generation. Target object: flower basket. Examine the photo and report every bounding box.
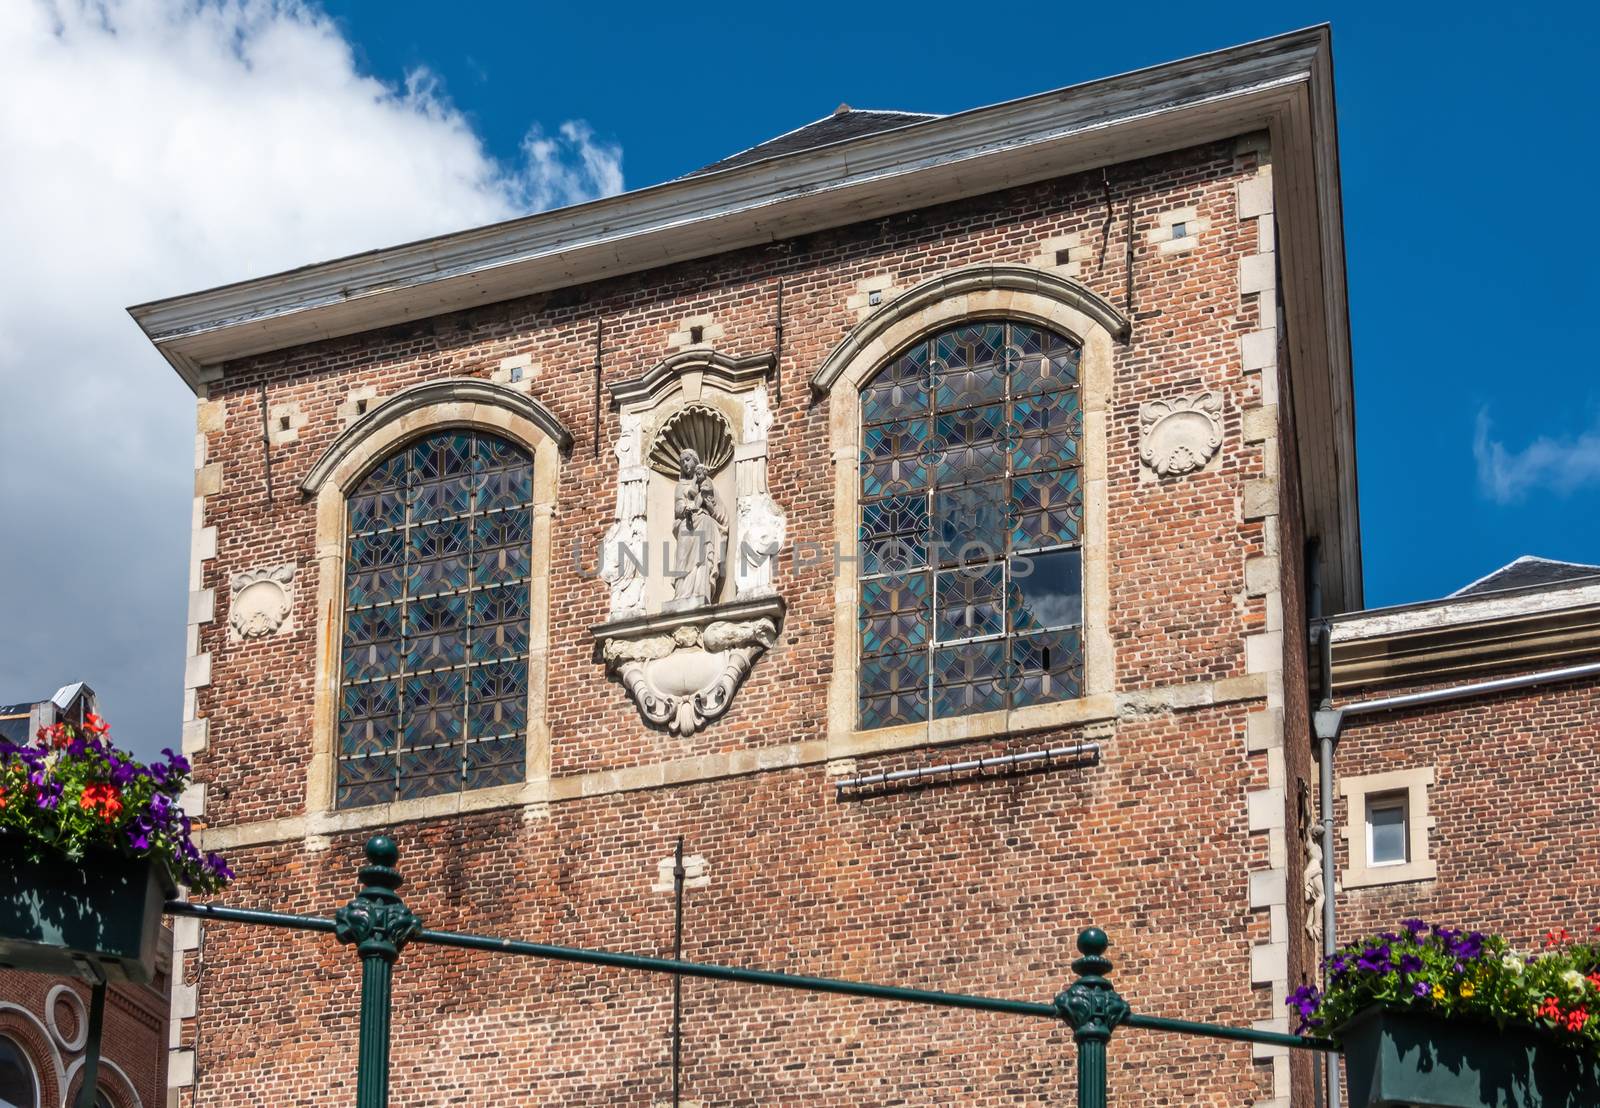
[1340,1004,1600,1108]
[0,833,176,984]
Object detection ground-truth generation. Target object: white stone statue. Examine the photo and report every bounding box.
[667,448,727,609]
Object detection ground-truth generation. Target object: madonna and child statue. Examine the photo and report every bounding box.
[664,447,728,611]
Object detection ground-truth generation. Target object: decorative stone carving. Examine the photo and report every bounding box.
[601,411,650,619]
[666,448,729,611]
[647,404,734,478]
[597,351,786,732]
[735,493,785,598]
[1138,391,1223,477]
[228,564,294,641]
[1300,781,1332,946]
[596,598,783,734]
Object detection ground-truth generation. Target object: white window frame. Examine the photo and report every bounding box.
[1339,767,1437,888]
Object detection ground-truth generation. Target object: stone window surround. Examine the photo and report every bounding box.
[811,264,1128,759]
[301,379,566,833]
[1339,766,1438,888]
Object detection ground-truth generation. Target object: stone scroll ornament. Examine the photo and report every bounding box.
[603,617,779,735]
[228,564,294,639]
[1137,391,1223,477]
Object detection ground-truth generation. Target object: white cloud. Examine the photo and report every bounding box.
[1474,409,1600,504]
[0,0,622,755]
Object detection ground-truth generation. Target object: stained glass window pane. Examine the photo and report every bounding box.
[336,429,532,808]
[857,319,1084,727]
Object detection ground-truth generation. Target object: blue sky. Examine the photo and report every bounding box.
[323,0,1600,607]
[1,1,1595,753]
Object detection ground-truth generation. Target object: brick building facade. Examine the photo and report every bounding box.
[1321,558,1600,964]
[126,29,1376,1106]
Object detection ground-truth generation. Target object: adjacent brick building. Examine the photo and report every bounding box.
[0,685,171,1108]
[124,24,1560,1106]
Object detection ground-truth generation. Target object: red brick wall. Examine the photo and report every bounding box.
[182,137,1291,1104]
[0,967,168,1107]
[1332,673,1600,950]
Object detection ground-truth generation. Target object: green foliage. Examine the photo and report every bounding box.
[0,714,231,892]
[1288,921,1600,1057]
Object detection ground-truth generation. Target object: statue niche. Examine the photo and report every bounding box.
[593,366,786,736]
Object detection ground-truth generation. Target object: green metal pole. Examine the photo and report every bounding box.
[71,973,106,1108]
[1054,928,1130,1108]
[334,836,421,1108]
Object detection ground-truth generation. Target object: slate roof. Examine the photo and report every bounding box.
[1450,555,1600,598]
[685,106,942,177]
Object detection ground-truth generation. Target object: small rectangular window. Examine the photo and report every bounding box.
[1367,793,1408,866]
[1171,222,1188,240]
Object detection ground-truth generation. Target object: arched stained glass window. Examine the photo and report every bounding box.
[337,429,534,808]
[858,320,1085,729]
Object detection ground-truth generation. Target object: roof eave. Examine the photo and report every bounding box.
[129,25,1358,610]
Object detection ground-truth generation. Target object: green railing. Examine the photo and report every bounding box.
[166,836,1334,1107]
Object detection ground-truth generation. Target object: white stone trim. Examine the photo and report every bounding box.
[267,400,306,446]
[845,276,906,321]
[1031,233,1087,276]
[491,354,538,393]
[1339,767,1438,888]
[651,853,710,893]
[666,314,724,352]
[1235,144,1289,1105]
[1145,206,1212,255]
[336,385,380,427]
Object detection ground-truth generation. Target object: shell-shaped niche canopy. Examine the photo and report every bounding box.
[647,404,735,477]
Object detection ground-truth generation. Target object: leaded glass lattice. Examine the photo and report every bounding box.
[858,321,1085,729]
[336,429,533,807]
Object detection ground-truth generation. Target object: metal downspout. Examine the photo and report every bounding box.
[1312,620,1340,1108]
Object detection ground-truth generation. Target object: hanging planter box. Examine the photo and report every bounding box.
[0,835,175,984]
[1341,1005,1600,1108]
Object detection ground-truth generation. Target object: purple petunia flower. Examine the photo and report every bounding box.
[1402,919,1428,937]
[1414,981,1431,997]
[1399,954,1424,975]
[1286,984,1323,1034]
[1357,944,1392,974]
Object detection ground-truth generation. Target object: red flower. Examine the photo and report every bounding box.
[0,784,7,809]
[1544,928,1572,948]
[78,783,123,823]
[1565,1007,1589,1033]
[1538,996,1563,1021]
[82,712,109,736]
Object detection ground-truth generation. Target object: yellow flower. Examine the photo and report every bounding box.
[1432,984,1446,1001]
[1460,981,1476,998]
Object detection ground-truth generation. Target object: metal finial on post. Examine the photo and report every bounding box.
[335,836,422,1108]
[1055,928,1130,1108]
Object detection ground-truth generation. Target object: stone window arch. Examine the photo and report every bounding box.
[812,265,1126,750]
[302,379,567,820]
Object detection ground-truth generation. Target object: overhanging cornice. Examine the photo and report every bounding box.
[130,28,1325,383]
[128,25,1358,612]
